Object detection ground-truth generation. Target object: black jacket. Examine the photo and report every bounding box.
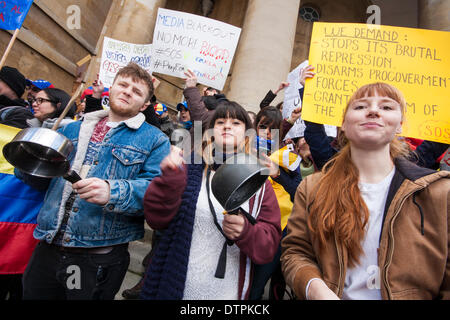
[0,95,33,129]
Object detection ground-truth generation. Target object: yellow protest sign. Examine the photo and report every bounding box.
[302,22,450,144]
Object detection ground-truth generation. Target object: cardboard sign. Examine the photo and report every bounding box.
[151,8,241,90]
[99,37,152,88]
[302,22,450,144]
[0,0,33,30]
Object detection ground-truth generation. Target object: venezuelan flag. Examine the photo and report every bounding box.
[0,124,45,274]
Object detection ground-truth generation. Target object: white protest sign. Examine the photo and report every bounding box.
[283,60,337,139]
[283,60,308,139]
[99,37,152,88]
[151,8,241,90]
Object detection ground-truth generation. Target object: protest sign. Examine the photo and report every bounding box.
[0,0,33,30]
[282,60,308,139]
[302,22,450,144]
[283,60,336,139]
[151,8,241,90]
[99,37,152,88]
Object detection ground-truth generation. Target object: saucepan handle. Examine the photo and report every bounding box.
[63,169,82,184]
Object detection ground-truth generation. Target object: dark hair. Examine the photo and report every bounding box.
[247,111,257,128]
[114,62,154,102]
[202,100,255,164]
[206,86,220,95]
[42,88,75,120]
[208,100,253,131]
[255,106,282,138]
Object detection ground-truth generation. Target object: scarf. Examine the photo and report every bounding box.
[140,161,204,300]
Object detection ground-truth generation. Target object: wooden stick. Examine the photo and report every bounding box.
[0,29,20,70]
[51,83,85,130]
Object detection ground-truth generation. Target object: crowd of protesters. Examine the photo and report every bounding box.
[0,59,448,301]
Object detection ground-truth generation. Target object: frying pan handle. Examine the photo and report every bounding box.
[63,169,82,184]
[227,207,257,225]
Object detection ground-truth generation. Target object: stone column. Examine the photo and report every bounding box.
[86,0,167,84]
[227,0,301,112]
[418,0,450,31]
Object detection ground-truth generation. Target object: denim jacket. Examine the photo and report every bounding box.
[16,110,170,247]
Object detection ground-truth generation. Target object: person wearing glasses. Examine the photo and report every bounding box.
[27,87,76,129]
[25,79,54,108]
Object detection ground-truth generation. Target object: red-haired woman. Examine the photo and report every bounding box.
[281,82,450,300]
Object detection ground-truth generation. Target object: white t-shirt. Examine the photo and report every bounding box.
[342,167,395,300]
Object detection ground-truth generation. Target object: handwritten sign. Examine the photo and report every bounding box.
[0,0,33,30]
[151,8,241,90]
[283,60,336,139]
[282,60,308,139]
[99,37,152,88]
[302,22,450,144]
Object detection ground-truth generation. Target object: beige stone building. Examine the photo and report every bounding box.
[1,0,447,113]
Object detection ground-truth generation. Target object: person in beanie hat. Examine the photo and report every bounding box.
[0,66,33,129]
[0,66,26,99]
[25,79,54,106]
[153,102,176,139]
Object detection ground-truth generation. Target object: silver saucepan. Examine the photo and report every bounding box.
[2,127,81,183]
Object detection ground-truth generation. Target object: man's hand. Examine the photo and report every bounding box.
[92,73,105,99]
[72,178,110,205]
[184,69,198,88]
[222,213,245,240]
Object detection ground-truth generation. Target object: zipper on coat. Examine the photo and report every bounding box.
[382,188,424,300]
[334,233,344,297]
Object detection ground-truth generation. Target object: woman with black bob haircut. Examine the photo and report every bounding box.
[140,100,281,300]
[27,87,76,129]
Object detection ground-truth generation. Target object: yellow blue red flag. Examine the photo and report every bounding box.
[0,123,44,274]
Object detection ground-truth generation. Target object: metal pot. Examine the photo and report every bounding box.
[2,127,81,183]
[211,153,268,212]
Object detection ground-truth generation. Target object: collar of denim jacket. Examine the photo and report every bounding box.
[83,109,145,130]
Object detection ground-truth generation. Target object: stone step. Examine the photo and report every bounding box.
[128,240,151,276]
[115,270,142,300]
[139,223,153,244]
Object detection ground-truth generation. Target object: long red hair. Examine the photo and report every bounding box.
[307,83,410,267]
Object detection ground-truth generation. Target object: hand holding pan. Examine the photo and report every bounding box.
[2,84,84,184]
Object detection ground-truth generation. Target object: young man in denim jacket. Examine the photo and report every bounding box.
[17,63,170,300]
